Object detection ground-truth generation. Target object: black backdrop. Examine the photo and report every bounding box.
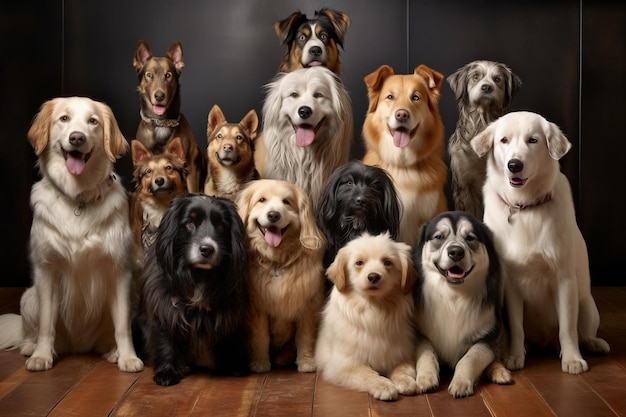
[2,0,624,286]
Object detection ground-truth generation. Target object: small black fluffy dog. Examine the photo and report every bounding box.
[317,160,401,270]
[138,193,249,386]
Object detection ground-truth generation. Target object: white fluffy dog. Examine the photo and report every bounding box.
[471,111,610,374]
[0,97,143,373]
[255,66,353,207]
[315,233,417,401]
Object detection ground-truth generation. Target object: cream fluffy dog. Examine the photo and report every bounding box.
[315,233,417,401]
[0,97,143,373]
[471,111,610,374]
[237,179,325,373]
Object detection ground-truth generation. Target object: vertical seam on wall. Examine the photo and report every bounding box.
[578,0,583,220]
[406,0,410,72]
[61,0,65,94]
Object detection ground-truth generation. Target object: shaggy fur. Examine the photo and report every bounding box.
[133,40,204,192]
[316,233,417,401]
[316,160,401,270]
[204,104,259,200]
[448,60,522,218]
[254,66,353,208]
[237,179,326,373]
[471,111,610,374]
[413,211,511,398]
[0,97,143,373]
[274,8,350,75]
[138,194,250,386]
[362,64,448,245]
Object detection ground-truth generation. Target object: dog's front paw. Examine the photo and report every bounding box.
[370,378,399,401]
[153,369,184,386]
[296,359,316,373]
[25,355,53,372]
[485,361,512,385]
[416,372,439,394]
[448,376,475,398]
[19,342,36,357]
[118,356,144,373]
[250,360,271,373]
[393,374,417,396]
[503,354,525,371]
[583,337,610,355]
[561,357,588,374]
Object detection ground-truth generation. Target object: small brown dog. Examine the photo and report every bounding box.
[362,64,448,245]
[129,137,187,260]
[204,104,259,200]
[133,40,204,192]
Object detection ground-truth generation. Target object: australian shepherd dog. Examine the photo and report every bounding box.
[274,8,350,75]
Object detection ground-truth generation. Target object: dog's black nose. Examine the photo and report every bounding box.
[354,195,366,207]
[154,91,165,103]
[298,106,312,120]
[508,159,524,173]
[154,177,165,187]
[200,244,216,259]
[367,273,381,284]
[395,109,409,123]
[69,132,85,147]
[310,46,322,57]
[447,245,465,262]
[267,211,281,223]
[481,84,493,93]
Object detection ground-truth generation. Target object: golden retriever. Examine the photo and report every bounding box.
[315,232,417,401]
[237,179,325,373]
[362,64,448,245]
[471,111,610,374]
[0,97,143,372]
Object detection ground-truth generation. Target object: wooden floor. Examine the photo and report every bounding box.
[0,287,625,417]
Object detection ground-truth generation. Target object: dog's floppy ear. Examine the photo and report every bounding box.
[27,99,57,156]
[501,63,523,106]
[133,40,152,72]
[414,64,444,104]
[326,247,348,292]
[396,240,418,294]
[166,42,185,74]
[470,120,497,157]
[236,183,254,228]
[294,185,326,252]
[544,119,572,160]
[97,102,129,162]
[317,8,350,47]
[240,109,259,140]
[274,11,305,45]
[207,104,226,139]
[447,64,470,102]
[131,139,152,167]
[364,65,394,113]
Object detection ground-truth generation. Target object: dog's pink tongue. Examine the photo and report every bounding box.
[153,105,166,115]
[264,226,283,247]
[392,129,411,148]
[66,154,86,175]
[296,126,315,147]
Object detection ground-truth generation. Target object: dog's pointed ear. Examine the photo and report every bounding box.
[326,247,348,292]
[544,119,572,160]
[397,240,418,294]
[133,40,152,72]
[415,64,444,103]
[447,64,469,101]
[27,99,57,156]
[317,8,350,47]
[240,109,259,140]
[165,137,185,162]
[274,11,304,44]
[97,102,129,162]
[364,65,394,113]
[207,105,226,138]
[470,121,497,157]
[131,139,152,167]
[166,42,185,74]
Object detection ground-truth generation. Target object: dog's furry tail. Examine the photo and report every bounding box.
[0,314,23,350]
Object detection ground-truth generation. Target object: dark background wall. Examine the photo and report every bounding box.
[2,0,624,286]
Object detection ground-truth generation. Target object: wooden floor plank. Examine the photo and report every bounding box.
[189,372,266,417]
[479,373,554,417]
[313,374,371,417]
[251,369,316,417]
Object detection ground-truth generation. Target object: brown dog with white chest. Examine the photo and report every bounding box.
[133,40,204,193]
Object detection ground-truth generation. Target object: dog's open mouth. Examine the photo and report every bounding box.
[389,126,418,148]
[63,148,93,176]
[509,177,527,188]
[436,264,474,285]
[152,104,167,116]
[258,222,289,248]
[216,152,241,166]
[305,60,324,68]
[294,118,326,147]
[150,182,176,195]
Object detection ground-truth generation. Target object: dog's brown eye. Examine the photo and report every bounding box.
[412,94,420,102]
[355,260,364,267]
[319,33,328,41]
[528,137,538,144]
[298,34,306,42]
[290,92,299,98]
[165,165,173,171]
[493,76,502,83]
[145,72,152,80]
[282,199,290,205]
[313,92,323,98]
[500,137,508,144]
[383,259,392,267]
[217,133,223,139]
[60,115,69,122]
[236,135,243,141]
[165,72,172,80]
[145,168,152,175]
[259,197,266,203]
[88,117,98,125]
[386,94,394,100]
